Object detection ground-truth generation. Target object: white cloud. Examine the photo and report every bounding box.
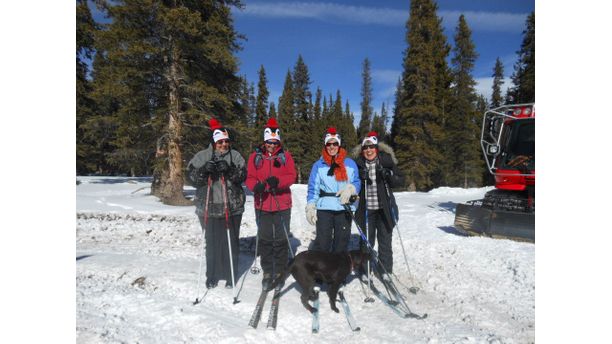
[235,2,528,32]
[439,10,527,33]
[474,77,512,102]
[372,69,401,84]
[236,2,406,26]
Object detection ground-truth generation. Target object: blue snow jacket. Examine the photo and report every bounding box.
[306,156,361,211]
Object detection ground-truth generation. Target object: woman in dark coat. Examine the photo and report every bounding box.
[351,131,404,280]
[186,118,246,289]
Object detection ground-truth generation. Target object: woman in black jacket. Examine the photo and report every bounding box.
[351,131,404,281]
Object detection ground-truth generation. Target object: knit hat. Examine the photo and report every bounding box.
[209,118,230,143]
[324,127,341,146]
[361,131,379,146]
[263,118,281,142]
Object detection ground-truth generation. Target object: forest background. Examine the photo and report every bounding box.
[76,0,534,205]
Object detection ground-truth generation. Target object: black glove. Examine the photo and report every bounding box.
[204,160,217,174]
[265,176,279,190]
[381,168,393,180]
[197,166,209,179]
[253,181,266,194]
[216,159,229,174]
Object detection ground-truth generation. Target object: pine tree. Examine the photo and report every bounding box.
[268,102,277,120]
[306,87,325,164]
[255,65,269,128]
[236,76,256,153]
[292,55,313,182]
[342,100,358,149]
[76,0,99,174]
[390,77,403,144]
[371,102,388,141]
[508,12,535,103]
[391,0,450,191]
[491,57,505,108]
[357,58,373,138]
[93,0,242,205]
[475,94,493,185]
[446,14,482,187]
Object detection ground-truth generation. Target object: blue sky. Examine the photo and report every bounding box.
[88,0,534,124]
[232,0,534,124]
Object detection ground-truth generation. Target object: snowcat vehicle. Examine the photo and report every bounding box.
[454,103,535,242]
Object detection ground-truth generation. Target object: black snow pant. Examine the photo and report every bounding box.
[256,209,291,276]
[359,209,393,273]
[198,214,242,283]
[311,210,351,253]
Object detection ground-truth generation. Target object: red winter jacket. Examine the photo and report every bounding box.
[246,146,297,212]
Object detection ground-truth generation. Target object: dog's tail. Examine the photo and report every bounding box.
[267,258,295,291]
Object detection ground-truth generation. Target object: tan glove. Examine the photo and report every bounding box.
[305,203,317,225]
[336,184,357,204]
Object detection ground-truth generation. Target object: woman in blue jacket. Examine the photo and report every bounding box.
[305,127,361,253]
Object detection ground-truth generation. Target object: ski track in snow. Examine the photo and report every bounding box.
[76,178,534,343]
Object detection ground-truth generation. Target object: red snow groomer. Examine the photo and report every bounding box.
[454,103,535,242]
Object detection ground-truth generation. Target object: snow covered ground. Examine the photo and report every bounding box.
[75,176,534,343]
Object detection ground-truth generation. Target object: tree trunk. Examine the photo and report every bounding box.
[154,42,191,206]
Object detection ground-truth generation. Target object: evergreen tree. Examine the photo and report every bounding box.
[357,58,373,138]
[93,0,243,205]
[292,55,313,182]
[268,101,277,120]
[255,65,269,128]
[508,12,535,103]
[475,94,493,185]
[313,87,322,122]
[236,76,256,152]
[76,0,99,174]
[371,102,388,141]
[390,77,403,144]
[321,97,329,119]
[491,57,505,108]
[307,87,325,165]
[446,14,482,187]
[342,100,358,149]
[391,0,450,191]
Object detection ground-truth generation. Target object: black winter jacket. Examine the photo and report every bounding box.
[351,142,405,232]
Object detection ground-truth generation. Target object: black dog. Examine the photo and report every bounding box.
[268,249,369,313]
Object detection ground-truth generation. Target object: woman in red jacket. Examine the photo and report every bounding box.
[245,118,297,290]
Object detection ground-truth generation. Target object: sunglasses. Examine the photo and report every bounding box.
[362,144,377,150]
[265,140,280,145]
[326,142,340,147]
[216,139,230,144]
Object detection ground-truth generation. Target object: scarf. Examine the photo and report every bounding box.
[321,147,348,181]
